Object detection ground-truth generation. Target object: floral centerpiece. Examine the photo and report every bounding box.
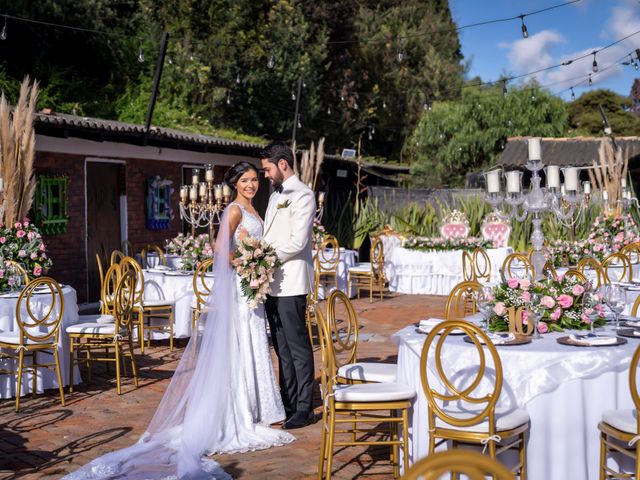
[164,233,212,271]
[489,276,606,333]
[232,236,281,308]
[0,219,52,290]
[403,236,494,252]
[312,219,326,249]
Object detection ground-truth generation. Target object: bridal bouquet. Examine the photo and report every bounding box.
[232,237,281,308]
[488,275,606,333]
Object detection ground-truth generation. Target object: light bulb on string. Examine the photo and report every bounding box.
[368,126,373,141]
[340,94,345,102]
[302,79,307,88]
[137,40,144,63]
[397,39,405,63]
[327,105,331,115]
[371,125,375,135]
[236,73,241,85]
[267,54,275,69]
[588,74,593,86]
[592,51,598,73]
[382,100,387,109]
[291,88,296,101]
[519,15,529,39]
[297,115,302,129]
[636,62,639,71]
[502,80,508,97]
[353,100,359,110]
[226,92,231,105]
[1,16,7,41]
[167,57,173,65]
[422,99,431,111]
[570,87,575,100]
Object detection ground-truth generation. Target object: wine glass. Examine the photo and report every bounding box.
[529,292,542,339]
[604,284,627,331]
[582,290,601,335]
[475,286,494,333]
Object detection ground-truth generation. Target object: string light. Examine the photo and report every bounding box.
[291,88,296,101]
[167,57,173,65]
[502,80,508,96]
[236,73,241,85]
[422,99,431,111]
[326,105,331,115]
[353,100,359,110]
[519,15,529,38]
[368,126,373,140]
[382,100,387,109]
[267,53,275,69]
[137,40,144,63]
[0,16,7,41]
[397,39,405,63]
[592,51,598,72]
[371,125,376,134]
[588,73,593,86]
[570,87,575,100]
[226,92,231,105]
[297,114,302,129]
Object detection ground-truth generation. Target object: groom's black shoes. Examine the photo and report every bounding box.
[282,411,314,429]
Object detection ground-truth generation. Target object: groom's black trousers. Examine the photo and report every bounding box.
[265,294,314,415]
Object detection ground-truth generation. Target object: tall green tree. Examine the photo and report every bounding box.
[408,82,568,187]
[568,89,640,136]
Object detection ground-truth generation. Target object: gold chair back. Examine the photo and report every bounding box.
[564,269,588,284]
[121,240,135,257]
[629,344,640,432]
[401,449,515,480]
[114,269,137,331]
[501,253,534,280]
[445,280,482,321]
[326,290,358,368]
[101,263,121,315]
[193,258,214,310]
[110,249,126,265]
[541,260,558,280]
[5,260,29,285]
[472,247,492,283]
[601,252,633,284]
[119,256,144,306]
[462,251,474,282]
[576,256,604,288]
[315,235,341,273]
[371,235,385,276]
[622,242,640,265]
[420,320,502,429]
[16,277,65,344]
[141,244,166,268]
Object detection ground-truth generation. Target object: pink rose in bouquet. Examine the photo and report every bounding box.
[507,278,520,289]
[540,295,555,309]
[557,294,573,309]
[572,284,585,296]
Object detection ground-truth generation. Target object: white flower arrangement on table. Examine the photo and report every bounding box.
[232,236,281,309]
[0,219,52,290]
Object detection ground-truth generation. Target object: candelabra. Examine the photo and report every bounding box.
[315,191,326,222]
[483,138,590,278]
[179,165,231,243]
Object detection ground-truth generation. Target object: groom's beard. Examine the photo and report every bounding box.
[270,170,285,190]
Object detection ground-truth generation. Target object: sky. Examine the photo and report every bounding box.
[449,0,640,101]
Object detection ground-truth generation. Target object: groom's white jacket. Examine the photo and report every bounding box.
[263,174,315,297]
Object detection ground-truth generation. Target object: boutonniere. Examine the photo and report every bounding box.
[276,199,291,209]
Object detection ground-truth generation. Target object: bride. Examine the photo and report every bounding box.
[65,161,295,479]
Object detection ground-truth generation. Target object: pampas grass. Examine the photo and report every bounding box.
[590,138,628,216]
[299,137,324,191]
[0,76,38,225]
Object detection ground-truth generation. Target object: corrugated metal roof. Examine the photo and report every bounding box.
[498,136,640,168]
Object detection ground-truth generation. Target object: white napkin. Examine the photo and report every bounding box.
[464,312,484,323]
[569,334,618,346]
[153,265,170,271]
[624,319,640,328]
[417,318,467,335]
[478,333,515,345]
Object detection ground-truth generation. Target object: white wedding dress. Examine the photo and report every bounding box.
[64,204,294,480]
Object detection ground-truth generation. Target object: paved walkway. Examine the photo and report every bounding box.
[0,293,446,479]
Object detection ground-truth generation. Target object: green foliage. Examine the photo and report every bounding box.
[568,89,640,136]
[407,82,569,187]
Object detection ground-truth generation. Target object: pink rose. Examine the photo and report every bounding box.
[249,279,260,289]
[507,278,520,289]
[14,222,21,229]
[557,294,573,309]
[27,231,34,240]
[18,250,26,258]
[519,278,531,289]
[615,232,624,243]
[16,230,25,238]
[0,237,6,244]
[33,266,42,276]
[39,243,45,251]
[541,295,556,309]
[522,291,531,302]
[550,308,562,321]
[30,252,37,260]
[572,284,585,296]
[537,322,548,334]
[493,302,507,316]
[581,313,592,323]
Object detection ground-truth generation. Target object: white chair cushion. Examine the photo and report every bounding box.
[602,409,638,434]
[435,407,530,433]
[338,362,397,383]
[79,314,115,324]
[142,299,175,308]
[66,322,126,335]
[349,263,371,274]
[333,382,415,403]
[0,331,51,345]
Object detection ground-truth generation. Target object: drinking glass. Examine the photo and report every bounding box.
[604,284,627,330]
[475,286,494,333]
[582,290,601,335]
[529,293,542,339]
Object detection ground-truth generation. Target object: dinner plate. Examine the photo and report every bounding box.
[616,328,640,340]
[556,335,626,347]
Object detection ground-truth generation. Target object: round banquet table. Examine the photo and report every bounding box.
[142,269,213,339]
[388,247,512,295]
[0,285,82,398]
[314,248,357,299]
[392,324,636,479]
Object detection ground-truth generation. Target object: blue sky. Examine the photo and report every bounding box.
[449,0,640,100]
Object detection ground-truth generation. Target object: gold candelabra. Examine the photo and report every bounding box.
[179,165,231,243]
[315,191,325,222]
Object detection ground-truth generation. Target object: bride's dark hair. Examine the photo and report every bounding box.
[223,162,259,196]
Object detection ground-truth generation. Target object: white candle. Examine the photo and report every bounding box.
[214,185,223,200]
[603,190,609,201]
[199,182,207,198]
[189,185,198,201]
[528,137,541,161]
[622,178,627,189]
[625,190,632,200]
[180,186,187,202]
[318,192,325,203]
[546,165,560,189]
[506,171,522,193]
[486,170,501,193]
[205,166,214,181]
[223,184,231,198]
[563,167,579,191]
[192,169,200,185]
[583,181,591,194]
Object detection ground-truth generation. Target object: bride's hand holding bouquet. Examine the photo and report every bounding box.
[232,236,281,308]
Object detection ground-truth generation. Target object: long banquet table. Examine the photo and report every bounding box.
[388,247,511,295]
[0,285,82,398]
[392,324,636,479]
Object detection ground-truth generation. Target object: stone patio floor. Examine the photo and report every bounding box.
[0,293,446,480]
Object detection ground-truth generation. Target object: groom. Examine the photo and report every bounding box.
[261,141,316,429]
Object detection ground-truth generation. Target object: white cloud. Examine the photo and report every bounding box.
[505,30,564,73]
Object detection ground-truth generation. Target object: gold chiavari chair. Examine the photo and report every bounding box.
[326,290,396,384]
[141,243,167,269]
[67,268,139,395]
[622,242,640,264]
[0,277,65,411]
[314,235,341,301]
[564,268,589,284]
[601,252,633,284]
[121,239,135,257]
[120,256,176,352]
[501,253,534,280]
[419,320,528,478]
[316,307,414,479]
[541,260,558,280]
[462,251,474,282]
[401,449,516,480]
[5,260,29,286]
[347,235,386,303]
[96,253,105,293]
[191,258,214,329]
[576,256,604,288]
[472,247,492,283]
[445,280,482,321]
[598,343,640,479]
[632,294,640,317]
[110,249,126,265]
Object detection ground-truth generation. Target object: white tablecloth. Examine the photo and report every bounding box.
[0,286,81,398]
[392,325,636,479]
[388,247,511,295]
[145,253,182,269]
[314,248,357,299]
[143,270,211,339]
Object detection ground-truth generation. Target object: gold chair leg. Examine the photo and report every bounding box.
[128,335,139,388]
[520,432,527,480]
[325,409,336,480]
[402,407,410,475]
[369,277,373,303]
[599,432,606,480]
[31,350,37,398]
[391,410,399,478]
[139,314,145,354]
[15,348,24,412]
[318,408,328,480]
[53,348,65,407]
[169,309,174,352]
[68,338,74,393]
[115,340,122,395]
